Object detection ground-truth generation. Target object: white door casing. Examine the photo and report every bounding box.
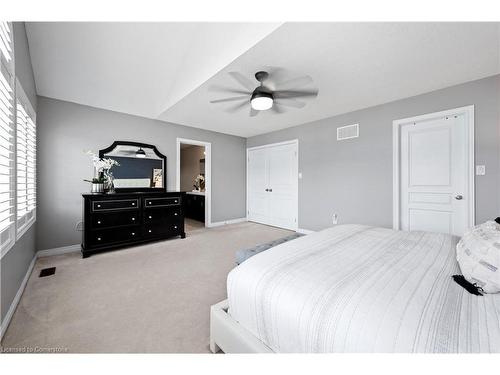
[393,106,474,236]
[247,140,298,231]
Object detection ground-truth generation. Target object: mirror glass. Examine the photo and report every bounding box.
[103,144,164,189]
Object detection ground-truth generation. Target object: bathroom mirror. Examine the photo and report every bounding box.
[99,141,167,192]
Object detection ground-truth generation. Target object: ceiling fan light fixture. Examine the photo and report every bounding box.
[251,92,273,111]
[135,148,146,158]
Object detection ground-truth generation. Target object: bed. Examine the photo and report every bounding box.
[210,224,500,353]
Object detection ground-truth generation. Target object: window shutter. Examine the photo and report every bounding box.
[16,99,36,235]
[0,22,15,253]
[0,22,13,65]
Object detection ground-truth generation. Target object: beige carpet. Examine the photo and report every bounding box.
[1,222,291,353]
[184,218,205,232]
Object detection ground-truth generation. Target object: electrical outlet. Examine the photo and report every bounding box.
[332,214,338,225]
[476,165,486,176]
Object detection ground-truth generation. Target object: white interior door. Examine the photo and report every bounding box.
[399,113,469,236]
[247,141,298,231]
[247,147,269,225]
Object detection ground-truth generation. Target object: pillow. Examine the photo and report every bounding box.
[456,221,500,294]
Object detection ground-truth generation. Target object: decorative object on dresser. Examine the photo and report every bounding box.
[81,141,185,258]
[84,150,120,194]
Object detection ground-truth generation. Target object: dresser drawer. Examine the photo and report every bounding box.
[144,197,180,208]
[92,199,139,212]
[91,211,139,229]
[144,207,181,224]
[143,221,182,238]
[88,227,140,247]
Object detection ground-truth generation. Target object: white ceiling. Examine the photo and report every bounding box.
[26,22,281,119]
[27,22,499,137]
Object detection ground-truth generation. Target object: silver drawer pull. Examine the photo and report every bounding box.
[97,237,101,241]
[174,200,178,203]
[149,216,152,219]
[132,203,135,206]
[97,204,101,208]
[174,226,177,229]
[131,217,135,221]
[131,232,135,236]
[97,221,101,224]
[148,202,152,205]
[148,229,152,233]
[174,213,178,216]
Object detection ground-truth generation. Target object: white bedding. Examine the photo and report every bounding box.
[227,224,500,352]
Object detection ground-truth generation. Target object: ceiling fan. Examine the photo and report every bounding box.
[209,70,318,117]
[113,147,147,158]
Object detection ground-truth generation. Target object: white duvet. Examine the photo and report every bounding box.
[227,225,500,352]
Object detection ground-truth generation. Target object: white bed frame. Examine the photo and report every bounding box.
[210,299,274,353]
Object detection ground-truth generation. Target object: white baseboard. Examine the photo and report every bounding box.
[207,217,247,228]
[296,228,314,235]
[37,244,81,258]
[0,254,37,340]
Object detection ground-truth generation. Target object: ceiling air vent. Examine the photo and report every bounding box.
[337,123,359,141]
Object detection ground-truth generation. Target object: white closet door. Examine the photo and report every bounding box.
[247,141,298,231]
[400,115,468,236]
[247,147,269,225]
[266,143,298,230]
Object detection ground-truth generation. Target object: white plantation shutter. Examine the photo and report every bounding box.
[16,94,36,236]
[0,21,15,253]
[0,22,13,66]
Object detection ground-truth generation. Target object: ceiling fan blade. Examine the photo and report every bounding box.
[275,75,313,90]
[274,89,319,99]
[261,66,287,88]
[274,98,306,109]
[225,100,249,113]
[210,95,248,104]
[249,107,259,117]
[208,85,250,95]
[229,72,255,91]
[271,104,286,114]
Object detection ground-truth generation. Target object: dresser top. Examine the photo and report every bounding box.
[82,191,184,197]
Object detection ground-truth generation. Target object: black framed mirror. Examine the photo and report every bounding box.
[99,141,167,192]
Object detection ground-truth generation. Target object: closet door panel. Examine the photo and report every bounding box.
[247,147,270,224]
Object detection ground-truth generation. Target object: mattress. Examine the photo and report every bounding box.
[227,224,500,352]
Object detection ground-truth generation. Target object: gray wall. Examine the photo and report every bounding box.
[247,75,500,231]
[1,23,38,324]
[36,97,247,250]
[180,146,205,191]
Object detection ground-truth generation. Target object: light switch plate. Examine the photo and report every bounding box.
[476,165,486,176]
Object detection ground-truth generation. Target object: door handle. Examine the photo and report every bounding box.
[268,188,272,192]
[455,194,463,200]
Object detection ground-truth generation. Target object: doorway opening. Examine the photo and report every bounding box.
[176,138,212,230]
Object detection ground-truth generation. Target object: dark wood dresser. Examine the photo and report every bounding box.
[81,191,186,258]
